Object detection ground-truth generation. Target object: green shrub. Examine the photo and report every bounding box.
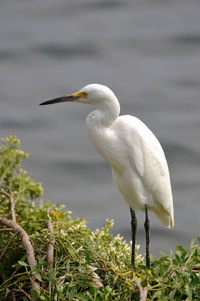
[0,137,199,300]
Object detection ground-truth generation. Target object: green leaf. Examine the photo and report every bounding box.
[18,261,28,267]
[33,271,42,282]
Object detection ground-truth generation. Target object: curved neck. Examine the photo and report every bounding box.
[86,97,120,168]
[89,97,120,128]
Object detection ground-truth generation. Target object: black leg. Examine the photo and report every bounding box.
[130,207,137,270]
[144,204,150,269]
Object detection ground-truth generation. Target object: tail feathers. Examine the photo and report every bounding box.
[154,206,174,229]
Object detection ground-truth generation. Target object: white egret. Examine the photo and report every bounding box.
[40,84,174,269]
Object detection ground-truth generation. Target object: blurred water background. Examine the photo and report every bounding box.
[1,0,200,256]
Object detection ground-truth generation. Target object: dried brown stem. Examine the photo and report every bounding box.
[0,217,40,292]
[0,232,17,261]
[47,210,55,269]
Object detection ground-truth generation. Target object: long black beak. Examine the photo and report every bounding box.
[40,95,80,105]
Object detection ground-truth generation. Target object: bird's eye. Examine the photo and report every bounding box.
[81,92,88,98]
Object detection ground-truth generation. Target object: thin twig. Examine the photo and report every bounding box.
[0,190,11,199]
[10,194,16,223]
[0,232,17,261]
[0,217,40,292]
[16,288,32,300]
[0,187,16,222]
[47,210,55,269]
[0,185,13,195]
[0,228,14,232]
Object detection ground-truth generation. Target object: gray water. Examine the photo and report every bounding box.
[1,0,200,256]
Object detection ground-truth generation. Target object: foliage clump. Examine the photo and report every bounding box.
[0,137,199,300]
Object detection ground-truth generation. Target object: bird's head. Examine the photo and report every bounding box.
[40,84,117,107]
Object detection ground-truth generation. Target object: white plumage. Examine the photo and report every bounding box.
[40,83,174,268]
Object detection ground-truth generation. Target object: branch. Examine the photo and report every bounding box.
[133,280,147,301]
[0,217,40,292]
[10,194,16,223]
[0,186,16,222]
[47,211,55,269]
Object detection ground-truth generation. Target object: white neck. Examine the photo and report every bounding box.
[86,97,120,168]
[87,96,120,128]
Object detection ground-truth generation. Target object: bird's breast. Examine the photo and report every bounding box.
[86,121,125,172]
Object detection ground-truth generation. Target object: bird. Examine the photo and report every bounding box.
[40,83,174,269]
